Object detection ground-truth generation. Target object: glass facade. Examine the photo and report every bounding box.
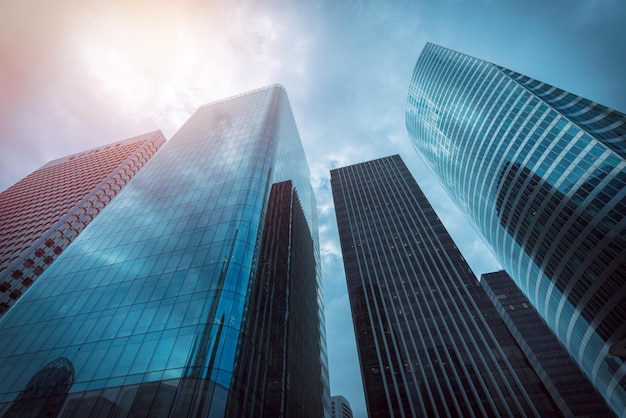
[0,85,329,417]
[0,131,165,315]
[406,43,626,416]
[331,155,560,417]
[482,270,614,417]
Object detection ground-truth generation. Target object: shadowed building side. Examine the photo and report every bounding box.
[226,181,323,417]
[482,270,615,417]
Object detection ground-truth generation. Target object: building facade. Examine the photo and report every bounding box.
[0,131,165,315]
[482,270,614,417]
[0,85,329,417]
[330,395,353,418]
[406,43,626,415]
[331,155,560,417]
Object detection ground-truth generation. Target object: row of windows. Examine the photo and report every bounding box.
[0,152,161,314]
[408,44,626,415]
[0,86,327,413]
[332,155,554,416]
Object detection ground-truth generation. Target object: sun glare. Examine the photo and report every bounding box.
[80,43,151,111]
[68,3,296,130]
[72,8,209,118]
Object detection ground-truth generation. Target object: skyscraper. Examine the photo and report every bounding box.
[0,85,329,417]
[406,43,626,415]
[482,270,614,417]
[0,131,165,315]
[330,395,353,418]
[331,154,560,417]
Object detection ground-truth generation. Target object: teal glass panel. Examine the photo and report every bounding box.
[0,85,329,417]
[407,43,626,416]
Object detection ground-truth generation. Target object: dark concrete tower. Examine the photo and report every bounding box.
[482,270,614,417]
[331,154,559,417]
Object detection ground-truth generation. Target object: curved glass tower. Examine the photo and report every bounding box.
[0,85,329,417]
[406,43,626,416]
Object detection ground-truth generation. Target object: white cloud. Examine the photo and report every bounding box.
[0,1,623,416]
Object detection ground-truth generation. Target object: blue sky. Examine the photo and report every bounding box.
[1,1,625,416]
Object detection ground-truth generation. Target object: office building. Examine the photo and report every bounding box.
[0,131,165,315]
[482,270,614,417]
[330,395,353,418]
[331,154,560,417]
[0,85,329,417]
[406,43,626,415]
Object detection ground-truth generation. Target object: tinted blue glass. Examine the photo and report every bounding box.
[0,85,329,417]
[407,43,626,416]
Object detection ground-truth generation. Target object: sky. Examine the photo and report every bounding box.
[1,0,625,416]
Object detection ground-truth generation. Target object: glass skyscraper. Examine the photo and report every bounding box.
[406,42,626,416]
[331,155,560,417]
[0,85,329,417]
[0,131,165,315]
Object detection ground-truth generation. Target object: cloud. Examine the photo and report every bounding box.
[1,0,624,416]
